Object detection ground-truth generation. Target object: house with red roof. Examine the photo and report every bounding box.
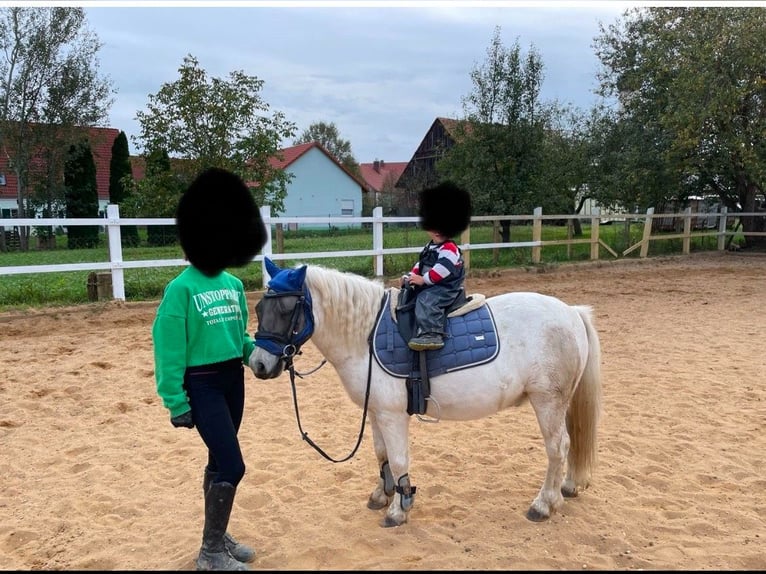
[0,125,120,220]
[1,128,368,234]
[269,141,367,228]
[131,141,367,230]
[358,159,408,194]
[358,159,408,216]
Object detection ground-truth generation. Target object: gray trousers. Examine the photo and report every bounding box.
[413,284,461,336]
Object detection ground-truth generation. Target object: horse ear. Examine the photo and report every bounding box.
[265,257,281,279]
[294,264,307,284]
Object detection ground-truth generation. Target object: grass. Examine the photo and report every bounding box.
[0,220,735,312]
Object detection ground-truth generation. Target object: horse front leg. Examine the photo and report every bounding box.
[372,410,413,528]
[366,411,394,511]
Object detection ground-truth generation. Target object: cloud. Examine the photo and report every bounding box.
[86,4,627,162]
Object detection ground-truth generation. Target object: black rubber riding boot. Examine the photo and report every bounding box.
[203,469,256,563]
[196,481,250,571]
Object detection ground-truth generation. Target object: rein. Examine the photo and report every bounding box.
[256,287,384,464]
[284,339,374,464]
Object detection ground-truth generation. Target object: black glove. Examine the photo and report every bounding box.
[171,410,194,429]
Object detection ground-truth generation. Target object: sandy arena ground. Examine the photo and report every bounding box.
[0,251,764,570]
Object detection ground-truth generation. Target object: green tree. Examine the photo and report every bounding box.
[294,120,360,175]
[583,104,675,215]
[0,6,113,250]
[31,125,71,249]
[133,53,295,215]
[437,27,549,242]
[594,7,766,247]
[537,103,594,235]
[64,140,99,249]
[108,131,139,246]
[123,149,184,247]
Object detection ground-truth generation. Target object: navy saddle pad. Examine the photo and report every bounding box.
[371,290,500,379]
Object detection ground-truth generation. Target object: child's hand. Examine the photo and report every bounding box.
[408,274,425,287]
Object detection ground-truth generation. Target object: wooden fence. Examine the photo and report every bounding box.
[1,205,764,302]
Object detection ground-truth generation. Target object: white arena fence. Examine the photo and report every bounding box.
[0,204,763,302]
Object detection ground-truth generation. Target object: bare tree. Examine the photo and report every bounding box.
[0,7,112,250]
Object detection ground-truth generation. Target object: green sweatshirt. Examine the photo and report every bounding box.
[152,266,256,418]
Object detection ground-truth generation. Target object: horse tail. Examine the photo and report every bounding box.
[567,305,603,490]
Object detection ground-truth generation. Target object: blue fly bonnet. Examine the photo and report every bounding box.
[253,258,315,358]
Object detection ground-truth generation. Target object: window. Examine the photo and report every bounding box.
[340,199,354,216]
[0,173,6,185]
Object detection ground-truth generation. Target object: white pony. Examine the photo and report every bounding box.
[250,258,602,528]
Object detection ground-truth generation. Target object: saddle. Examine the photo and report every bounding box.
[370,287,499,417]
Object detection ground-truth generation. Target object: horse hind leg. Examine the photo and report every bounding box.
[559,416,580,500]
[560,411,593,499]
[526,392,570,522]
[561,447,581,499]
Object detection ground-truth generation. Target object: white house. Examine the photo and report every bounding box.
[269,142,367,229]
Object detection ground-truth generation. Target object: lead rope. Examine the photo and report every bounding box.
[285,341,373,463]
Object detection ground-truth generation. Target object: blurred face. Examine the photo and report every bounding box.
[427,230,447,243]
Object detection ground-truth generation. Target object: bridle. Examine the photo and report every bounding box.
[253,283,374,463]
[253,288,314,360]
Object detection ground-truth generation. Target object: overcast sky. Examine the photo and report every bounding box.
[83,1,634,163]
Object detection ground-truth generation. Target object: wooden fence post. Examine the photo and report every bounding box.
[87,272,98,301]
[682,206,692,255]
[640,207,655,258]
[275,223,284,254]
[590,207,600,261]
[718,207,728,251]
[461,225,470,273]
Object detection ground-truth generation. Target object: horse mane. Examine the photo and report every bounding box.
[304,264,386,350]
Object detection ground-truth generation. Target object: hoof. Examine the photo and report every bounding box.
[367,497,387,510]
[561,485,578,498]
[381,515,406,528]
[525,507,550,522]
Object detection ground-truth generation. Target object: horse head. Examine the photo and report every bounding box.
[250,258,314,379]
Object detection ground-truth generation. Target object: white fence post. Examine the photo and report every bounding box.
[105,204,125,301]
[260,205,273,288]
[372,206,383,277]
